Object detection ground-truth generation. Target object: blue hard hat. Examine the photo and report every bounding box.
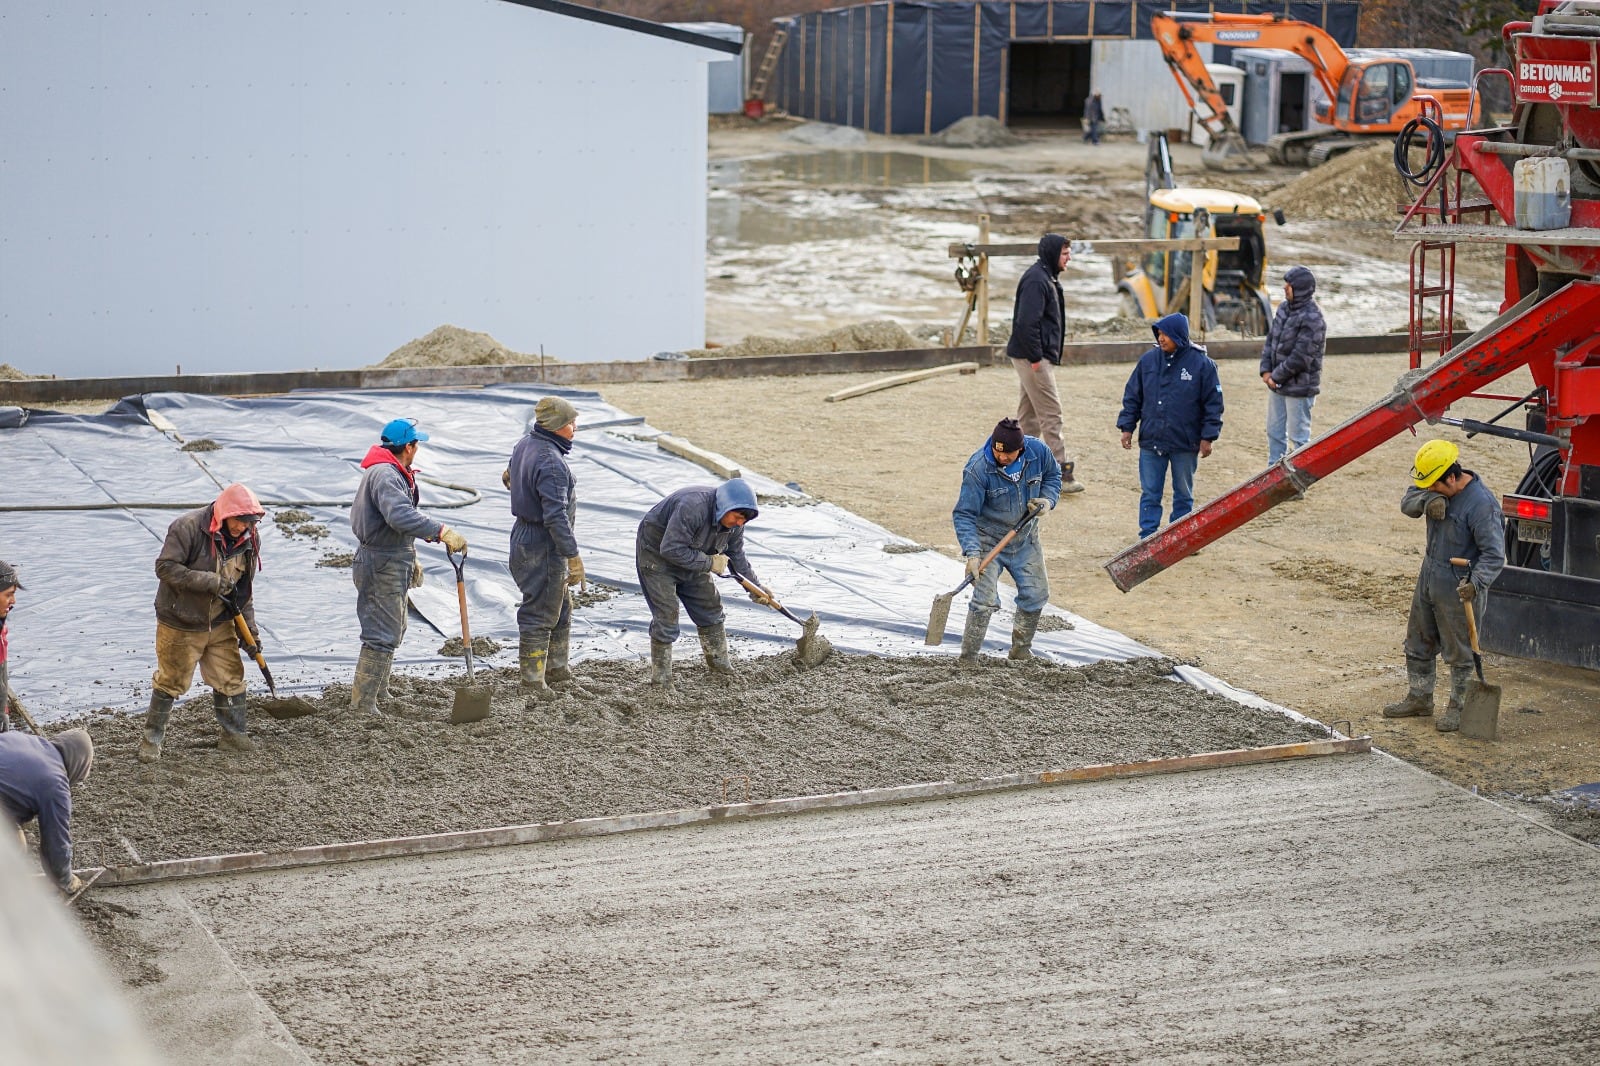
[380,417,429,445]
[714,478,760,523]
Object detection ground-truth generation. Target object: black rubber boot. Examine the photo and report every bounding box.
[1061,461,1085,494]
[545,623,574,684]
[649,639,674,690]
[214,691,255,753]
[1438,665,1473,733]
[959,607,994,665]
[138,691,175,763]
[1008,609,1043,661]
[1382,658,1435,718]
[519,633,553,701]
[350,648,392,716]
[698,623,735,676]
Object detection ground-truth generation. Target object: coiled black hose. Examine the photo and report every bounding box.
[1394,113,1447,187]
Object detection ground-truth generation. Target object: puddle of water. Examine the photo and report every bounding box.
[710,151,981,190]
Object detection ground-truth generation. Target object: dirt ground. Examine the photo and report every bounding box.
[65,655,1319,866]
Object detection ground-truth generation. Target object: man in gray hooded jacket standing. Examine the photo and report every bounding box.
[509,396,585,700]
[635,479,767,689]
[1260,266,1325,465]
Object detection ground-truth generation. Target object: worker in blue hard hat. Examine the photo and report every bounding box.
[348,417,468,715]
[1383,439,1505,732]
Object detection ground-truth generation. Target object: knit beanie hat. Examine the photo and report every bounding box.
[991,418,1025,453]
[534,396,579,432]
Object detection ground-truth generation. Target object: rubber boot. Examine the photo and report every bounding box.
[519,633,554,702]
[959,607,994,665]
[1008,609,1042,661]
[545,623,574,684]
[1438,664,1473,733]
[350,648,392,716]
[698,623,735,676]
[1382,658,1435,718]
[214,691,255,753]
[1061,461,1085,494]
[138,691,175,763]
[649,639,674,690]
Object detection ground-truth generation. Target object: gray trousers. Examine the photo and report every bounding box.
[1404,561,1480,671]
[1013,357,1069,465]
[353,547,413,653]
[511,531,571,638]
[635,532,723,643]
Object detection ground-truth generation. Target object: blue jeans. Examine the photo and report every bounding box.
[1266,393,1315,465]
[1138,449,1198,538]
[969,534,1049,613]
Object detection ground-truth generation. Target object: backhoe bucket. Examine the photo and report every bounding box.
[1201,133,1259,173]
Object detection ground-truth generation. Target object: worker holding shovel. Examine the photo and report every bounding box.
[508,396,585,701]
[0,560,22,732]
[1383,440,1505,732]
[952,418,1062,663]
[635,478,767,690]
[139,483,266,761]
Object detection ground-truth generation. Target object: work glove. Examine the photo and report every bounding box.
[215,574,236,598]
[1425,496,1448,521]
[708,553,730,576]
[567,555,586,588]
[749,584,775,608]
[1026,497,1051,519]
[439,526,468,553]
[501,468,512,489]
[410,558,425,589]
[1458,581,1476,603]
[240,629,262,654]
[964,556,984,581]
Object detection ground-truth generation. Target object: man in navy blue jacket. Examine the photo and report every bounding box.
[1117,313,1225,539]
[509,396,584,701]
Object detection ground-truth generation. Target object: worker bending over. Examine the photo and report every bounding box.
[952,417,1062,662]
[635,479,767,689]
[509,397,585,700]
[139,483,266,762]
[0,727,94,895]
[350,418,468,715]
[1383,440,1506,732]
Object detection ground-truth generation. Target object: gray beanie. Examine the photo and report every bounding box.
[0,560,22,591]
[534,396,579,432]
[50,728,94,786]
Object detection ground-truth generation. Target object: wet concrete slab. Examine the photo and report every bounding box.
[96,752,1600,1064]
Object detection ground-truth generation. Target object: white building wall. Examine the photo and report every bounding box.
[1091,39,1213,139]
[0,1,718,375]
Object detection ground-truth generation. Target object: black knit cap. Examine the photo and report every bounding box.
[991,418,1025,454]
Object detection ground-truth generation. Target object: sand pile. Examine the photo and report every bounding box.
[688,319,923,359]
[372,325,542,369]
[1072,314,1155,341]
[0,363,43,380]
[65,654,1320,864]
[1271,144,1417,223]
[921,116,1022,149]
[782,122,868,148]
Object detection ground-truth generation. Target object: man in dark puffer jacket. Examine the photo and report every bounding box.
[1259,266,1325,465]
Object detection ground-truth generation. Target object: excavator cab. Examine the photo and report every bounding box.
[1338,60,1413,127]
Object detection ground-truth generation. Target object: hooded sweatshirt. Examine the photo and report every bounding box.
[0,729,91,889]
[351,445,445,553]
[154,485,263,633]
[1259,266,1325,398]
[1117,312,1225,455]
[637,485,759,585]
[1005,234,1068,365]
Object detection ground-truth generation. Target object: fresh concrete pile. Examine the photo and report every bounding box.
[66,654,1321,865]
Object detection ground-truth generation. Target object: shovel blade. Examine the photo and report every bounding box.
[263,697,318,720]
[1460,680,1501,741]
[926,592,955,646]
[795,613,833,669]
[449,686,494,725]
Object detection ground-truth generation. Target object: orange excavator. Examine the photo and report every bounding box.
[1151,11,1480,170]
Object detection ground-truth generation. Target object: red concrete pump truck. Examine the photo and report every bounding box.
[1107,1,1600,672]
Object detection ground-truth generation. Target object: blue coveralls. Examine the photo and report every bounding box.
[1401,473,1506,675]
[635,487,759,643]
[508,426,578,638]
[350,448,444,653]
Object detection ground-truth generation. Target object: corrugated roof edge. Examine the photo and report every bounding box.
[500,0,744,54]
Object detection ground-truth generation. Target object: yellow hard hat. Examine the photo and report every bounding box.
[1411,439,1460,488]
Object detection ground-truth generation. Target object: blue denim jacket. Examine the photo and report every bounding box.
[952,436,1061,556]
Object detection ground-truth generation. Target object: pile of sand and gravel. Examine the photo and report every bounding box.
[920,116,1023,149]
[64,654,1323,865]
[687,319,925,359]
[0,363,44,380]
[1270,144,1418,223]
[782,122,869,149]
[370,324,547,369]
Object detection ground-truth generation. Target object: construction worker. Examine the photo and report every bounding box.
[0,560,21,732]
[0,726,94,895]
[509,396,584,700]
[350,418,468,715]
[1118,312,1225,539]
[1005,233,1084,494]
[1384,440,1506,731]
[1083,90,1106,145]
[139,483,265,762]
[635,478,766,689]
[953,417,1062,662]
[1260,266,1325,465]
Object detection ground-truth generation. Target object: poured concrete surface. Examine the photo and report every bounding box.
[97,753,1600,1064]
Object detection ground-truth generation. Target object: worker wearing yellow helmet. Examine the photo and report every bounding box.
[1383,439,1506,731]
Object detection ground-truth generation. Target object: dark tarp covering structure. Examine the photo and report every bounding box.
[772,0,1361,135]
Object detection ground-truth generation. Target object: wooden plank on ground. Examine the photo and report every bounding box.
[824,361,980,402]
[657,434,741,479]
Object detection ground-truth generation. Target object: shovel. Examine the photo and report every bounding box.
[1449,556,1502,740]
[224,604,317,719]
[925,506,1042,645]
[721,570,833,669]
[4,685,43,735]
[447,546,493,725]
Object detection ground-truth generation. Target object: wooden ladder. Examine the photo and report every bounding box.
[747,27,788,101]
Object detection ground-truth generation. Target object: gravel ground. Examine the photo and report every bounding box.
[66,654,1321,866]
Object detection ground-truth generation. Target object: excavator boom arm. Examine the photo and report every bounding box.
[1149,13,1248,142]
[1153,11,1351,109]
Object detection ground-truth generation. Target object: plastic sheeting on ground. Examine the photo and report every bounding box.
[2,383,1167,722]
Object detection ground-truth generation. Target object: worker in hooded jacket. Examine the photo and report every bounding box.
[139,483,265,762]
[0,727,94,895]
[350,418,468,715]
[635,478,768,689]
[509,396,585,700]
